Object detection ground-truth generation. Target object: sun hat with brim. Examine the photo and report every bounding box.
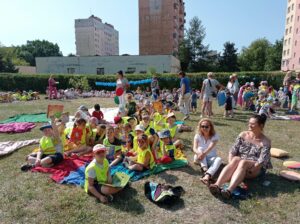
[40,124,52,131]
[166,112,176,120]
[114,116,122,124]
[93,144,107,153]
[158,129,171,139]
[135,124,145,132]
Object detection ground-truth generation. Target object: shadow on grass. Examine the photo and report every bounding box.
[110,185,145,214]
[219,172,300,208]
[152,198,185,211]
[158,172,179,184]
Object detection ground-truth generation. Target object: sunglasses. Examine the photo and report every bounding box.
[200,125,210,129]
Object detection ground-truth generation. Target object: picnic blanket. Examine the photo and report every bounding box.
[88,107,119,123]
[0,113,49,124]
[271,115,300,121]
[0,139,39,156]
[0,122,36,133]
[32,151,188,186]
[32,155,93,183]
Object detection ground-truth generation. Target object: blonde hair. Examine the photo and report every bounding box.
[196,118,216,138]
[207,72,214,78]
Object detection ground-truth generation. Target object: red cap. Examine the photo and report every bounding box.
[114,116,122,124]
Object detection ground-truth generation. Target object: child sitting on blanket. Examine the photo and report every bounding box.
[84,144,123,203]
[65,118,92,156]
[92,104,104,123]
[94,124,106,145]
[21,117,64,171]
[103,126,123,167]
[125,134,155,171]
[156,129,176,163]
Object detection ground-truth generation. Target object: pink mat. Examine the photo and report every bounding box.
[0,122,36,133]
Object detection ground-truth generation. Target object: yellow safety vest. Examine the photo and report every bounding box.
[167,124,178,139]
[84,159,109,193]
[137,147,155,169]
[39,136,57,155]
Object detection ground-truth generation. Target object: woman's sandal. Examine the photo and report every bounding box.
[221,189,232,200]
[209,184,221,197]
[200,177,210,186]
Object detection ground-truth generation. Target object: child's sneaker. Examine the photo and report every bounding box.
[21,164,34,172]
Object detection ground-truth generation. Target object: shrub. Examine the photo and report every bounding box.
[0,71,286,93]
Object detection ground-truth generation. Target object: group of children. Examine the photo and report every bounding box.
[0,90,40,103]
[21,93,193,203]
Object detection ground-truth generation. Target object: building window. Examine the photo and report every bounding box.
[285,39,287,45]
[291,15,293,22]
[289,27,292,33]
[287,18,290,24]
[67,68,75,74]
[295,40,297,46]
[289,38,291,44]
[284,50,286,56]
[282,60,285,66]
[126,67,136,74]
[292,4,294,10]
[288,7,290,13]
[297,28,299,34]
[96,68,104,75]
[286,28,288,35]
[287,49,290,55]
[294,52,296,58]
[299,58,300,64]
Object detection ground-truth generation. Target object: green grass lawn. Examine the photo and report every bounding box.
[0,97,299,224]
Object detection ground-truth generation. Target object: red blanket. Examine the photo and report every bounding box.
[31,155,93,182]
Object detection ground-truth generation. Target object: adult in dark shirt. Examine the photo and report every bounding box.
[178,71,191,120]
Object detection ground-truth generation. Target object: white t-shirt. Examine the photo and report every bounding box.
[203,79,219,96]
[194,133,219,158]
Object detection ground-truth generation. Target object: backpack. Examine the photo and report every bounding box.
[144,181,185,205]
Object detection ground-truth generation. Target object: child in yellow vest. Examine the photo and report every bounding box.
[125,134,155,171]
[21,117,64,171]
[157,129,176,163]
[84,144,123,203]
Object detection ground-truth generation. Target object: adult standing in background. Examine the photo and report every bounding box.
[201,72,222,118]
[151,73,160,97]
[227,74,239,108]
[283,71,293,110]
[48,74,58,100]
[232,73,240,107]
[116,70,130,110]
[178,71,191,120]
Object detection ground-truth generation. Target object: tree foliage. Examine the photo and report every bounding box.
[17,40,62,66]
[0,52,18,73]
[219,42,239,72]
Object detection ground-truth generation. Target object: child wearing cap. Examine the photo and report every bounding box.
[21,117,64,171]
[157,129,176,163]
[125,134,155,171]
[84,144,123,203]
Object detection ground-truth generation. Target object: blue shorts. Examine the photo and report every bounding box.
[191,102,197,108]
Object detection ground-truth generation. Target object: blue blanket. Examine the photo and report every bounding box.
[60,160,188,187]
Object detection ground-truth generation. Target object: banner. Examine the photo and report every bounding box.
[95,79,152,87]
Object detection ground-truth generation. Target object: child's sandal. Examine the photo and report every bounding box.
[209,184,221,197]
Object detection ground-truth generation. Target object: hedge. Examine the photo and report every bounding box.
[0,71,286,93]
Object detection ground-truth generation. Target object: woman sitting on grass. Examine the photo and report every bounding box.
[209,114,272,199]
[193,118,222,186]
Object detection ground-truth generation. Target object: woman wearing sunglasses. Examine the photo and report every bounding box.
[193,118,222,186]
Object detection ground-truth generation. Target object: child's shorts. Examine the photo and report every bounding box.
[191,102,197,108]
[30,153,63,165]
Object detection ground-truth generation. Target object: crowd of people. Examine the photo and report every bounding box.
[19,70,300,202]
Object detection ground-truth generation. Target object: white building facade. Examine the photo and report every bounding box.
[75,15,119,56]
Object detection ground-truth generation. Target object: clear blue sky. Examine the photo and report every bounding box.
[0,0,287,56]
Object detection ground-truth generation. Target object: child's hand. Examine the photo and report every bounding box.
[197,152,204,160]
[35,159,41,167]
[98,195,108,203]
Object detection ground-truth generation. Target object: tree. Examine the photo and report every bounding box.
[178,38,192,71]
[178,17,216,72]
[17,40,63,66]
[238,38,271,71]
[264,39,283,71]
[219,42,239,72]
[0,53,18,73]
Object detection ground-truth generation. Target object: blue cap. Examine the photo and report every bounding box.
[40,124,52,131]
[158,129,171,139]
